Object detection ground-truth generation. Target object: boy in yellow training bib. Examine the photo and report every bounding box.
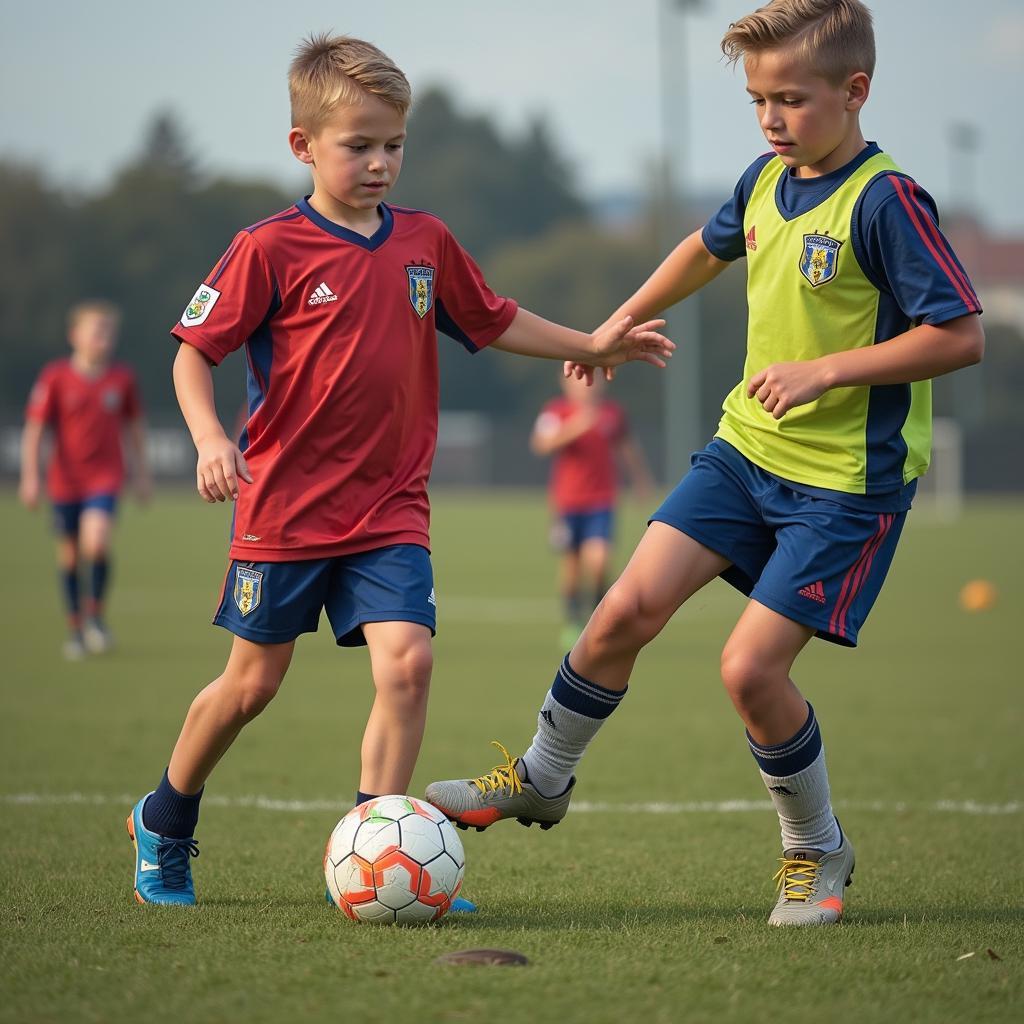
[426,0,984,927]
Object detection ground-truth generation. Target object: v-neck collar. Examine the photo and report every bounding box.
[297,197,394,251]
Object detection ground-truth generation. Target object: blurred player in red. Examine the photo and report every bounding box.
[532,373,653,647]
[19,300,151,659]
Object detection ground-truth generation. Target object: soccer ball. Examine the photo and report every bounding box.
[324,795,465,924]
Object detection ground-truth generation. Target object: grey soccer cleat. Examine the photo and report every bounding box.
[425,741,574,832]
[63,632,87,661]
[83,619,113,654]
[768,828,855,926]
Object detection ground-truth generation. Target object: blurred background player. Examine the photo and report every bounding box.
[19,300,150,659]
[531,372,653,647]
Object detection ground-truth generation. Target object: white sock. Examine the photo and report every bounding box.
[760,748,841,853]
[747,703,841,853]
[520,655,626,798]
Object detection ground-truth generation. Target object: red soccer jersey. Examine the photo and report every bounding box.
[25,360,141,503]
[171,200,517,562]
[537,398,628,514]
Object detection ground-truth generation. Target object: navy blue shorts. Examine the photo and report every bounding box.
[213,544,436,647]
[651,440,907,647]
[52,493,118,537]
[554,507,614,552]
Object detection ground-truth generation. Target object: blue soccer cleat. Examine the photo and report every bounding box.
[127,794,199,905]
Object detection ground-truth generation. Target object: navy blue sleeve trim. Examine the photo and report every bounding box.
[435,298,480,353]
[853,172,981,323]
[702,153,776,262]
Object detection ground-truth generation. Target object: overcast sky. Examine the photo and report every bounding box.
[2,0,1021,230]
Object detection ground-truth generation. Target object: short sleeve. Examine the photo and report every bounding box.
[170,231,279,365]
[25,365,58,423]
[701,153,775,262]
[854,174,982,325]
[434,229,518,353]
[533,401,563,438]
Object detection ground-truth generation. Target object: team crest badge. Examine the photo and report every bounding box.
[181,283,222,327]
[233,566,263,617]
[405,265,435,319]
[800,234,842,287]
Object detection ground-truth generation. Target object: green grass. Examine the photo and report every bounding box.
[1,489,1021,1023]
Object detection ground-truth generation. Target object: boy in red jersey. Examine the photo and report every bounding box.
[126,33,673,906]
[532,372,653,647]
[20,301,150,660]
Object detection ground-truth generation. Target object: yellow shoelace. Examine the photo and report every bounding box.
[773,856,821,902]
[470,741,523,797]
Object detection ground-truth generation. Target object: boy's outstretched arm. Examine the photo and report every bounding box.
[609,229,731,325]
[565,229,729,381]
[173,343,253,503]
[491,308,674,369]
[748,313,985,420]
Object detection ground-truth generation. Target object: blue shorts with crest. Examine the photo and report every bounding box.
[213,544,436,647]
[650,440,907,647]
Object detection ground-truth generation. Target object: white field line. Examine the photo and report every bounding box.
[1,792,1020,816]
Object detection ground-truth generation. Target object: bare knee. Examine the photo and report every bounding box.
[586,582,663,656]
[56,539,78,570]
[720,644,778,712]
[375,638,433,706]
[225,661,287,720]
[80,539,108,562]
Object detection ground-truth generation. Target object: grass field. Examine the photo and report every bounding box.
[1,489,1021,1023]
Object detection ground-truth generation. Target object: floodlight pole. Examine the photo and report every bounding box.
[658,0,704,485]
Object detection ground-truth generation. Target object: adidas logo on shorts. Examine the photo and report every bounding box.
[798,580,827,605]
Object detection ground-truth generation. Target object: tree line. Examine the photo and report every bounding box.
[0,86,1018,488]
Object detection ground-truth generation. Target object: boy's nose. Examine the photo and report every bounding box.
[761,108,784,132]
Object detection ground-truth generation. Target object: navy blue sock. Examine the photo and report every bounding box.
[142,769,203,838]
[89,558,110,613]
[60,568,80,620]
[355,791,380,806]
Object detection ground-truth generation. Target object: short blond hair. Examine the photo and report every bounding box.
[722,0,875,84]
[289,33,411,133]
[67,300,120,331]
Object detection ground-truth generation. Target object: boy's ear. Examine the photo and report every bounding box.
[846,71,871,111]
[288,127,315,165]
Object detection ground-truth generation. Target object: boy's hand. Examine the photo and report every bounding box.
[18,476,39,510]
[563,361,598,384]
[196,435,253,502]
[564,317,674,384]
[747,359,834,419]
[591,316,674,378]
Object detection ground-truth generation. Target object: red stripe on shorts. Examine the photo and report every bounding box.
[829,514,894,639]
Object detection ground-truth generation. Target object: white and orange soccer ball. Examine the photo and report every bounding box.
[324,795,465,924]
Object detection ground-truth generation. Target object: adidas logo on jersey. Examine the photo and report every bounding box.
[307,282,338,306]
[745,226,758,251]
[798,580,827,605]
